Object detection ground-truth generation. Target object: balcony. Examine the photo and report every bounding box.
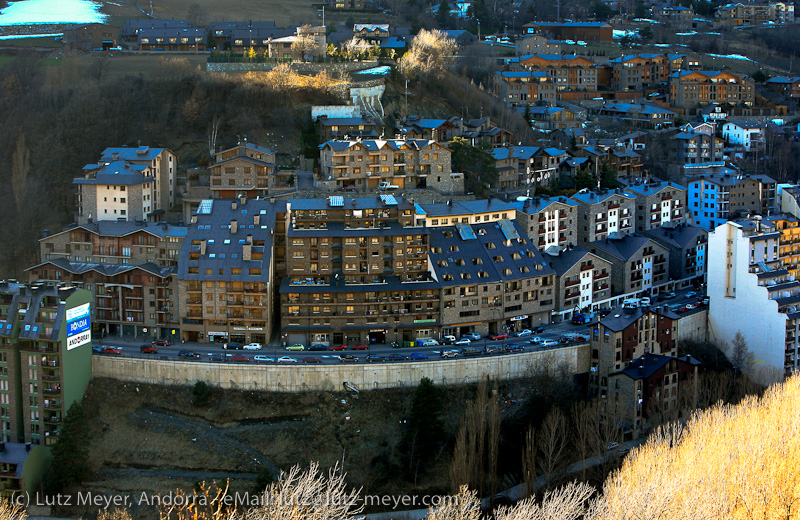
[564,291,580,300]
[581,264,594,272]
[595,272,609,279]
[564,279,580,288]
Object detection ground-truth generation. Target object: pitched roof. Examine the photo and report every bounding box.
[624,180,687,197]
[640,224,706,249]
[544,246,607,276]
[588,234,658,261]
[101,146,167,162]
[27,258,175,278]
[73,161,152,186]
[571,188,636,205]
[43,221,188,242]
[613,353,674,380]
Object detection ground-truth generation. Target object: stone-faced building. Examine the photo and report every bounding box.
[545,246,613,320]
[209,141,277,199]
[640,224,708,286]
[510,196,579,252]
[317,116,380,142]
[587,235,670,296]
[318,139,463,194]
[625,180,688,232]
[571,189,637,245]
[609,53,685,91]
[668,70,755,108]
[280,196,438,346]
[429,219,556,337]
[670,131,725,173]
[178,197,283,345]
[417,199,517,229]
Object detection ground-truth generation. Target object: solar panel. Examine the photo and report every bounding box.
[329,196,344,207]
[197,199,213,215]
[498,219,520,240]
[414,203,427,215]
[455,222,477,241]
[380,194,398,206]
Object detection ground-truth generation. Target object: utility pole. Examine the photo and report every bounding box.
[405,78,409,117]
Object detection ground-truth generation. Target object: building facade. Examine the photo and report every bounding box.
[209,141,277,199]
[572,189,637,245]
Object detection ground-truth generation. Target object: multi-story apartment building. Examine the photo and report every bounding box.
[495,70,559,104]
[511,54,599,92]
[417,199,517,229]
[137,27,207,51]
[119,19,190,45]
[573,145,643,179]
[511,196,579,252]
[587,235,671,296]
[670,130,725,173]
[546,246,613,319]
[27,220,186,339]
[430,220,556,337]
[515,34,561,56]
[522,21,615,42]
[280,196,437,346]
[715,2,794,27]
[609,53,685,91]
[688,173,777,230]
[626,180,688,231]
[708,219,800,380]
[74,146,177,224]
[209,141,277,199]
[722,120,765,153]
[765,76,800,100]
[318,139,463,194]
[317,116,380,141]
[592,103,677,129]
[492,146,567,188]
[767,214,800,280]
[178,197,283,345]
[640,224,708,286]
[396,116,512,147]
[571,188,637,245]
[525,104,584,130]
[0,282,93,447]
[668,70,755,108]
[654,5,695,26]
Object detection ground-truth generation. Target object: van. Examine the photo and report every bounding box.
[442,335,456,345]
[622,298,640,309]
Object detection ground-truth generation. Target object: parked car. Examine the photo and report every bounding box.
[140,345,158,354]
[341,185,356,192]
[286,344,305,351]
[329,344,347,351]
[484,345,503,355]
[528,337,544,344]
[253,355,273,363]
[309,343,328,351]
[489,333,508,340]
[463,332,481,341]
[277,356,299,363]
[338,354,359,363]
[366,355,387,362]
[442,335,457,345]
[351,344,369,351]
[664,292,677,300]
[388,354,408,361]
[514,329,532,337]
[152,339,171,347]
[455,338,472,345]
[102,346,122,355]
[230,354,249,362]
[178,350,200,358]
[379,181,399,190]
[303,357,322,364]
[685,303,697,310]
[461,347,482,357]
[531,326,545,334]
[540,339,558,347]
[91,345,104,353]
[686,291,698,299]
[419,338,440,346]
[243,342,263,350]
[208,353,225,362]
[506,344,525,352]
[223,342,243,350]
[409,352,429,360]
[440,350,460,358]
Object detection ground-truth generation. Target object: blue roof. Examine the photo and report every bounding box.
[101,146,166,162]
[624,181,687,197]
[571,189,635,205]
[73,161,152,186]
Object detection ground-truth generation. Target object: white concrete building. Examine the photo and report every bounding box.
[722,120,765,153]
[707,219,800,382]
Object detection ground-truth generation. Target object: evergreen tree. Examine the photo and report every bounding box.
[43,402,91,494]
[402,377,444,477]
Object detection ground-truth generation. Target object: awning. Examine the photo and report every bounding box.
[342,325,389,330]
[280,325,333,332]
[398,322,441,328]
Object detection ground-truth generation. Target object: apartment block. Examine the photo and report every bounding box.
[708,219,800,380]
[571,188,637,245]
[0,282,93,446]
[178,196,283,345]
[670,131,725,173]
[668,70,755,108]
[510,196,579,252]
[209,141,277,199]
[640,224,708,285]
[137,27,206,51]
[765,76,800,100]
[688,173,777,230]
[27,220,186,339]
[417,199,517,229]
[715,2,794,27]
[74,146,177,224]
[280,196,436,346]
[318,139,463,194]
[626,180,688,231]
[492,146,567,189]
[430,220,556,337]
[546,246,613,319]
[609,53,685,91]
[722,120,765,153]
[512,54,599,92]
[587,235,671,296]
[495,70,559,104]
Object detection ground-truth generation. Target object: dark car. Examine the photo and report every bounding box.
[506,344,525,353]
[531,326,545,334]
[223,342,243,350]
[366,355,387,362]
[388,353,408,361]
[409,352,429,360]
[489,333,509,340]
[178,350,200,359]
[230,354,249,362]
[461,347,482,357]
[338,354,359,363]
[207,353,225,362]
[309,343,328,351]
[152,339,171,347]
[140,345,159,354]
[303,357,322,364]
[484,345,503,355]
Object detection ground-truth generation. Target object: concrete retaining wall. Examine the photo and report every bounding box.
[92,345,587,392]
[206,61,377,73]
[676,309,708,343]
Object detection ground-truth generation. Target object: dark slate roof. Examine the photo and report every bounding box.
[73,161,152,186]
[571,188,636,205]
[46,221,187,241]
[27,258,175,278]
[600,305,678,332]
[288,196,415,211]
[428,220,554,287]
[228,28,294,40]
[287,221,426,238]
[0,443,33,477]
[588,234,657,261]
[544,246,606,276]
[208,21,277,33]
[178,199,286,282]
[420,199,516,217]
[319,139,439,151]
[138,27,207,41]
[509,195,578,214]
[640,224,706,249]
[624,180,687,197]
[317,117,378,127]
[101,146,166,162]
[613,352,673,380]
[120,19,190,37]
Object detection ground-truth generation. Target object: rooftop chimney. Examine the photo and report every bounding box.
[242,243,252,261]
[231,220,238,234]
[254,215,260,226]
[200,240,207,255]
[232,201,237,210]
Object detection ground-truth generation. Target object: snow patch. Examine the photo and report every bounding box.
[708,53,756,62]
[0,31,61,39]
[355,65,391,75]
[613,29,637,39]
[0,0,107,25]
[676,31,698,35]
[632,18,657,23]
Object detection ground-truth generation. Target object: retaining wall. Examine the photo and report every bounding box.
[92,345,589,392]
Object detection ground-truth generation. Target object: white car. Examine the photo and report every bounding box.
[529,336,544,344]
[420,339,440,346]
[455,338,472,345]
[515,329,532,337]
[243,342,263,350]
[277,356,299,363]
[441,350,460,358]
[540,339,558,347]
[253,355,274,362]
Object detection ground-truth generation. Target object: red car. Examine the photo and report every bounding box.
[152,339,171,347]
[341,185,356,192]
[230,354,249,362]
[140,345,159,354]
[489,333,508,340]
[102,346,122,355]
[329,344,347,351]
[351,344,369,351]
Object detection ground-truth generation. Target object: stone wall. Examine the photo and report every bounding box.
[206,61,377,74]
[92,344,589,391]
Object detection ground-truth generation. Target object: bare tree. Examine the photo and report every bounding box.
[428,486,481,520]
[571,400,594,481]
[207,117,221,159]
[730,331,754,377]
[495,481,595,520]
[186,3,207,27]
[521,425,537,498]
[538,407,568,489]
[398,29,458,79]
[11,133,29,212]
